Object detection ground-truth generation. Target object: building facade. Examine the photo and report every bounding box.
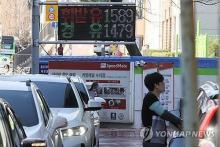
[161,0,180,52]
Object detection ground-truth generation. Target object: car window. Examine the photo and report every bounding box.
[0,90,39,127]
[7,112,20,146]
[74,82,89,104]
[35,82,78,108]
[37,90,50,116]
[0,106,10,147]
[35,89,49,126]
[6,107,26,139]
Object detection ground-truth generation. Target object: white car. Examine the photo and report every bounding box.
[0,74,102,147]
[0,80,67,147]
[84,81,106,147]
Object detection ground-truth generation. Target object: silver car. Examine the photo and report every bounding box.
[0,74,102,147]
[0,80,67,147]
[0,98,47,147]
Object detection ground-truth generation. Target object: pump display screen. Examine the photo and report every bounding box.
[58,5,136,41]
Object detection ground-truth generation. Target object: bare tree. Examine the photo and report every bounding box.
[0,0,31,47]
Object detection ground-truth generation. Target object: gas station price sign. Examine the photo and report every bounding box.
[58,5,136,41]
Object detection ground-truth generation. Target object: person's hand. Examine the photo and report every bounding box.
[177,119,183,130]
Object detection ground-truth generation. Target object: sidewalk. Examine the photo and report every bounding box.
[99,128,143,147]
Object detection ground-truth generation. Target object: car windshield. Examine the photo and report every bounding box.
[35,82,78,108]
[0,90,38,127]
[74,82,89,104]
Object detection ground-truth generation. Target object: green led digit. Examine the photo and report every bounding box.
[118,24,125,38]
[110,24,117,38]
[125,24,133,38]
[118,9,126,23]
[126,9,134,23]
[104,24,109,38]
[61,23,74,39]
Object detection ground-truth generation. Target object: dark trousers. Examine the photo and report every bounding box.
[143,141,166,147]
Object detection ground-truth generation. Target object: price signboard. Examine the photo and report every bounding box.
[58,5,136,41]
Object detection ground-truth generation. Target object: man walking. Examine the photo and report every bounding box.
[141,72,182,147]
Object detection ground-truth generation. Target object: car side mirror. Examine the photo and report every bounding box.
[52,115,67,129]
[169,137,185,147]
[85,99,102,111]
[21,138,46,147]
[94,97,106,107]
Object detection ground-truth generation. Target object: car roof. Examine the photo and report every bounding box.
[0,74,70,83]
[0,81,30,91]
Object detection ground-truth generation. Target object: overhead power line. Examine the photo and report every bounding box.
[136,6,160,16]
[171,0,220,9]
[171,0,181,9]
[194,0,220,5]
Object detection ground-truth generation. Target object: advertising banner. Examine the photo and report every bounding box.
[48,61,134,123]
[142,63,174,111]
[158,63,174,110]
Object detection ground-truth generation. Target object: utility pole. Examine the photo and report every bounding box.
[32,0,40,74]
[218,5,220,147]
[180,0,198,147]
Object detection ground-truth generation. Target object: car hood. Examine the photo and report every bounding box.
[51,108,83,127]
[23,124,43,138]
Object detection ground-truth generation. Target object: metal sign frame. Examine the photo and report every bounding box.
[32,1,137,74]
[39,2,136,45]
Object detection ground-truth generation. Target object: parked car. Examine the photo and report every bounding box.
[93,44,112,56]
[0,74,103,147]
[85,81,106,147]
[71,79,106,147]
[0,98,46,147]
[0,80,67,147]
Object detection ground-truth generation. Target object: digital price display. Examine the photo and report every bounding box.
[58,5,136,41]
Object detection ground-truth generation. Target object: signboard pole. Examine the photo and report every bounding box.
[55,24,58,54]
[39,41,136,45]
[39,2,135,5]
[32,0,40,74]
